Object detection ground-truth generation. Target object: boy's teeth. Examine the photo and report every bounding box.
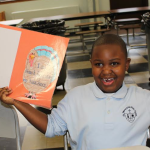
[103,78,114,82]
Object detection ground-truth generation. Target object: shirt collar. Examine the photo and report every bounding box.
[92,81,127,100]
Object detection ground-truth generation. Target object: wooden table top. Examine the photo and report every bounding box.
[28,11,110,22]
[27,6,150,24]
[110,6,150,14]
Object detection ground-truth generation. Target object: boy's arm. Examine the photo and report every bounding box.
[0,87,48,134]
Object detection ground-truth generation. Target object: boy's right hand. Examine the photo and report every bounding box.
[0,87,48,134]
[0,87,14,105]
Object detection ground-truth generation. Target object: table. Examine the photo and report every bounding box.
[14,7,150,26]
[19,11,111,32]
[98,146,150,150]
[0,19,23,26]
[27,11,110,23]
[110,6,150,14]
[109,6,150,21]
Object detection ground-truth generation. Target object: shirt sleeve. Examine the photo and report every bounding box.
[45,95,69,137]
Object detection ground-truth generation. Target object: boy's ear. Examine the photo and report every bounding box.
[125,58,131,71]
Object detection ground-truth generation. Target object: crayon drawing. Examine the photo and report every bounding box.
[23,46,59,99]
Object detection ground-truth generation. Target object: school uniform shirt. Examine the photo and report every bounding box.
[45,82,150,150]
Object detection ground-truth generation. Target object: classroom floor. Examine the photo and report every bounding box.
[1,28,150,150]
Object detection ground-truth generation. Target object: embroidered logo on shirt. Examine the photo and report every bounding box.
[122,106,137,123]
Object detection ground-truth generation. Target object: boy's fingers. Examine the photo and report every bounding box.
[0,87,13,105]
[0,89,11,99]
[0,91,14,105]
[0,87,6,92]
[0,87,12,94]
[1,91,9,99]
[0,88,7,98]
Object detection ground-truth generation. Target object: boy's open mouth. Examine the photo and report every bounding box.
[102,78,114,85]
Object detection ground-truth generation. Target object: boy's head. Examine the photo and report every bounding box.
[90,34,131,93]
[91,34,127,58]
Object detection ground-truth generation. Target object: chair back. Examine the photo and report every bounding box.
[0,102,21,150]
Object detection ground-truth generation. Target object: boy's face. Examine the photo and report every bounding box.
[90,44,131,93]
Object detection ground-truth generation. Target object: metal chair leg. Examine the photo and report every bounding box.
[126,28,129,45]
[63,133,69,150]
[80,34,84,52]
[133,28,135,37]
[117,25,119,35]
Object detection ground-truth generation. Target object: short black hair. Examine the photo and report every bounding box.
[91,34,127,58]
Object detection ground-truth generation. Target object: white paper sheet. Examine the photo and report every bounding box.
[0,27,21,88]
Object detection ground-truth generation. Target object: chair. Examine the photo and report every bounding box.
[147,128,150,147]
[114,18,141,36]
[56,57,67,90]
[0,101,21,150]
[127,24,147,55]
[63,129,150,149]
[63,131,70,150]
[0,11,6,21]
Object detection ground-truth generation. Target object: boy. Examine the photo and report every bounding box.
[0,34,150,150]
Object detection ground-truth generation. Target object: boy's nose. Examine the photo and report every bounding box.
[101,66,112,75]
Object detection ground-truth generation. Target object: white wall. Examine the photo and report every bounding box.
[0,0,109,20]
[99,0,110,11]
[76,0,88,13]
[0,0,78,20]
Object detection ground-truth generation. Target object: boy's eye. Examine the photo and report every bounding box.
[95,63,103,67]
[111,62,119,66]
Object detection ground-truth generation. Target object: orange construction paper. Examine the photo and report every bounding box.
[0,24,69,109]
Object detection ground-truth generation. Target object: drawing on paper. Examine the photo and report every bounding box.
[23,46,60,99]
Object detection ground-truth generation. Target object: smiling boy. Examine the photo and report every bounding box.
[90,36,131,93]
[0,34,150,150]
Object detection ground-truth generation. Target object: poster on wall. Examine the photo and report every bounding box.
[0,24,69,109]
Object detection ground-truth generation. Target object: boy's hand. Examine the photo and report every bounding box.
[0,87,14,105]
